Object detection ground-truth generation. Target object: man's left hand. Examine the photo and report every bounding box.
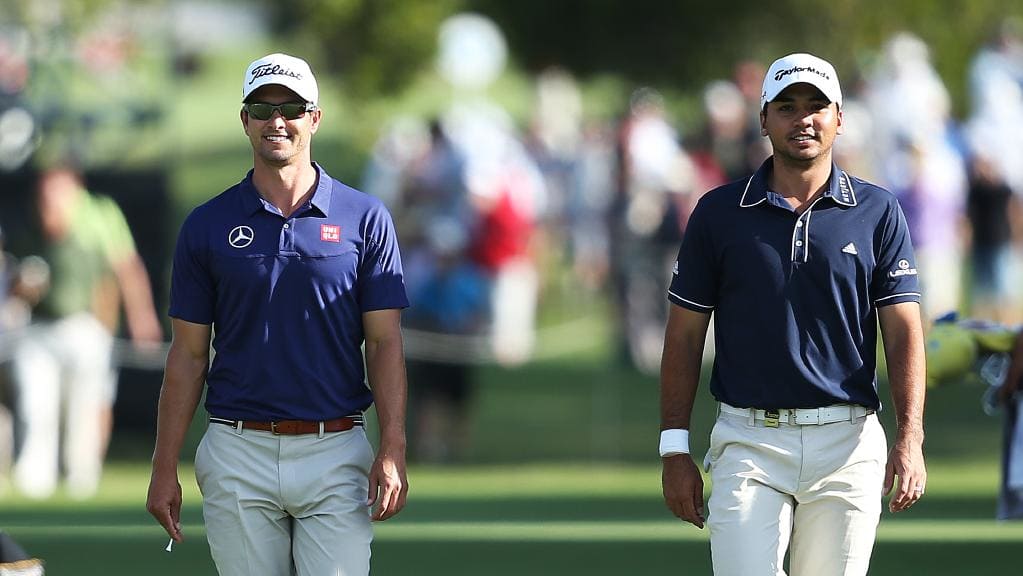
[367,450,408,521]
[883,434,926,513]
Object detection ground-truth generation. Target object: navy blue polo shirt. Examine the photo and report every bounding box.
[169,163,409,421]
[668,158,920,410]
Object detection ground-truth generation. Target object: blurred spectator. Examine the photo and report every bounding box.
[565,121,616,293]
[361,116,431,212]
[865,32,968,321]
[391,120,488,462]
[965,17,1023,195]
[965,18,1023,323]
[9,166,161,499]
[612,87,696,374]
[526,67,619,298]
[697,79,761,183]
[966,154,1022,323]
[997,320,1023,519]
[0,224,35,333]
[731,59,773,173]
[526,68,583,293]
[831,97,877,182]
[445,100,547,366]
[529,67,583,216]
[0,230,49,488]
[0,225,17,492]
[404,218,489,462]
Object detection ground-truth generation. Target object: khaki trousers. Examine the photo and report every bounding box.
[195,421,374,576]
[706,409,887,576]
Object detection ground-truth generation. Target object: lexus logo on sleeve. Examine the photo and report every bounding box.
[228,225,254,248]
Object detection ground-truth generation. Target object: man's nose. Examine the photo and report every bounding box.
[264,108,288,125]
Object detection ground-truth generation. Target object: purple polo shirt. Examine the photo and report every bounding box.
[668,158,920,410]
[169,163,409,421]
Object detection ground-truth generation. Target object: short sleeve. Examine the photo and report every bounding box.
[357,203,410,312]
[871,197,921,307]
[93,195,137,265]
[168,209,216,323]
[667,199,717,313]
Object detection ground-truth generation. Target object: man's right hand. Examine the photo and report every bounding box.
[146,467,184,543]
[662,454,705,528]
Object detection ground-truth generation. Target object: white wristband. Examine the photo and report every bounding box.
[659,429,690,457]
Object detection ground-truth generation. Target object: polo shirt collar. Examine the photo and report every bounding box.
[239,162,333,217]
[738,157,858,209]
[308,162,333,215]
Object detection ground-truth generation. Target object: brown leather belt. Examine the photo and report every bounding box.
[209,415,363,435]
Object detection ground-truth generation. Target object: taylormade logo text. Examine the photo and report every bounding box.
[249,63,303,85]
[774,65,830,82]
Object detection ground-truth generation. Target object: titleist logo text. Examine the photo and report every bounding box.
[249,63,302,85]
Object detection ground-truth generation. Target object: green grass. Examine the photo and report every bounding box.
[3,460,1022,575]
[4,345,1022,575]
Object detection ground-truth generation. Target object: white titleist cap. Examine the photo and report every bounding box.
[242,53,318,105]
[761,53,842,110]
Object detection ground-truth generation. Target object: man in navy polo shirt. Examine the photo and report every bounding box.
[659,53,927,575]
[146,53,410,575]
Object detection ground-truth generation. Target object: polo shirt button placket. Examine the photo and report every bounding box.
[793,214,810,262]
[282,220,295,252]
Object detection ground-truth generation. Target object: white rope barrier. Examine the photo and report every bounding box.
[0,314,606,372]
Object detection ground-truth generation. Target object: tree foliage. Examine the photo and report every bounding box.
[266,0,462,96]
[465,0,1020,113]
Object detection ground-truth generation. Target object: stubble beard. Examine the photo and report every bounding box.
[774,136,833,168]
[257,136,305,167]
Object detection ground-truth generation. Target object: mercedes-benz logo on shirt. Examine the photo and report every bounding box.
[228,225,254,248]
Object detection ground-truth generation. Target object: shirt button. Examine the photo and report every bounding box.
[795,240,803,246]
[283,223,290,229]
[796,221,803,227]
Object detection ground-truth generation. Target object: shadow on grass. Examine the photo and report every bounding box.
[3,493,1000,527]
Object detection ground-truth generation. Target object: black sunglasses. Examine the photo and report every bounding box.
[244,101,316,120]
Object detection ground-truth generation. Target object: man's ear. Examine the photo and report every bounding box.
[241,109,249,134]
[308,108,322,134]
[836,106,844,135]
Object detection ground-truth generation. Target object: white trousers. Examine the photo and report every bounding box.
[195,422,375,576]
[706,409,887,576]
[12,314,112,499]
[490,258,538,366]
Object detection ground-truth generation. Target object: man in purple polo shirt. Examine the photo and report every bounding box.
[146,53,410,575]
[659,53,927,575]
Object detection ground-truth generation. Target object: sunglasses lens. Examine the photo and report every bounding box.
[246,102,309,120]
[247,103,273,120]
[279,103,306,119]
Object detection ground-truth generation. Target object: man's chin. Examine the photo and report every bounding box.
[259,149,297,165]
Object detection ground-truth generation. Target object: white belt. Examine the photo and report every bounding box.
[719,402,873,426]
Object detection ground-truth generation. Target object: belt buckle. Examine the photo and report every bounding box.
[764,409,780,428]
[271,421,280,435]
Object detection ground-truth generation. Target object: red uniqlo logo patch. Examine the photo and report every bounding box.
[321,224,341,243]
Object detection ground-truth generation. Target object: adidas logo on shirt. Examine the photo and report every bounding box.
[841,242,857,255]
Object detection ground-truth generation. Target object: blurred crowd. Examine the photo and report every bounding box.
[2,12,1023,477]
[365,23,1023,460]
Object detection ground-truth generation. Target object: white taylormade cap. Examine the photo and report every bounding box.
[242,53,318,106]
[761,53,842,110]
